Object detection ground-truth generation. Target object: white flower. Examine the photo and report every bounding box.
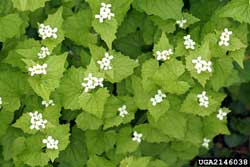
[28,64,47,76]
[176,18,187,28]
[184,35,196,50]
[81,73,104,92]
[218,28,232,47]
[37,46,50,59]
[155,49,173,61]
[202,138,210,149]
[42,99,55,108]
[132,131,143,143]
[216,108,227,120]
[97,52,113,70]
[42,136,59,150]
[118,105,128,118]
[38,24,58,40]
[150,90,166,106]
[29,111,47,130]
[197,91,209,108]
[192,56,212,74]
[0,97,2,108]
[95,3,115,23]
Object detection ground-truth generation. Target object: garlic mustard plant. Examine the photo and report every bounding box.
[28,64,48,76]
[29,111,47,130]
[38,24,58,39]
[202,138,211,149]
[184,35,196,50]
[218,28,232,46]
[155,49,173,61]
[42,136,59,150]
[132,131,143,143]
[118,105,128,117]
[97,52,113,70]
[216,108,227,120]
[192,56,212,74]
[197,91,209,108]
[42,99,55,108]
[37,46,50,59]
[176,18,187,28]
[95,3,115,23]
[81,73,104,92]
[150,90,166,106]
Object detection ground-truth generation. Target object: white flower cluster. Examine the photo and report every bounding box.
[118,105,128,118]
[219,28,232,47]
[81,73,104,92]
[216,108,227,121]
[202,138,210,149]
[197,91,209,108]
[132,131,143,143]
[95,3,115,23]
[42,136,59,150]
[176,18,187,28]
[184,35,196,50]
[42,99,55,108]
[38,24,58,40]
[37,46,50,59]
[155,49,173,61]
[97,52,113,70]
[192,56,212,74]
[0,97,2,108]
[28,64,48,76]
[150,90,166,106]
[29,111,47,130]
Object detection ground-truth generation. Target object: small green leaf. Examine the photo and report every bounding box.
[79,88,110,119]
[12,0,49,11]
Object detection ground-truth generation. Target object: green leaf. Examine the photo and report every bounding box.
[63,9,97,48]
[0,14,25,42]
[149,112,187,140]
[0,111,13,140]
[135,124,170,143]
[179,12,200,29]
[153,59,190,95]
[0,71,31,112]
[147,98,170,122]
[12,0,49,11]
[116,127,140,154]
[105,51,138,83]
[24,53,67,100]
[184,115,203,145]
[112,0,134,26]
[120,156,151,167]
[133,0,183,20]
[219,0,250,24]
[79,88,110,119]
[58,127,88,167]
[208,57,234,91]
[203,113,230,138]
[42,7,64,50]
[87,155,116,167]
[103,96,137,129]
[85,130,117,155]
[76,112,102,130]
[180,89,226,116]
[56,67,85,110]
[230,48,245,68]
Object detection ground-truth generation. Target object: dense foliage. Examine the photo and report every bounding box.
[0,0,249,167]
